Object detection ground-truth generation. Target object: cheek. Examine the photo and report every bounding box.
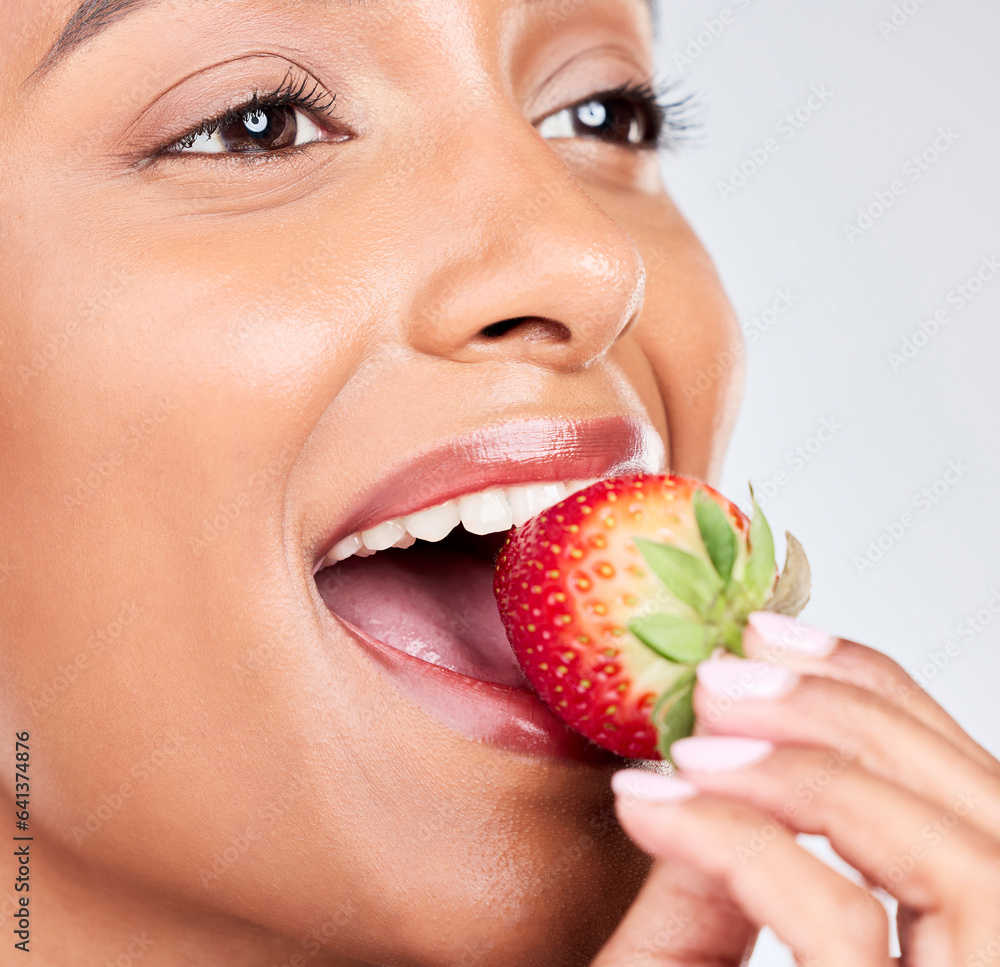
[634,231,744,482]
[582,185,744,482]
[0,226,391,887]
[607,336,670,449]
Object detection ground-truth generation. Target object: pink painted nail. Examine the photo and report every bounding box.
[696,654,799,699]
[747,612,837,658]
[670,736,774,774]
[612,769,698,804]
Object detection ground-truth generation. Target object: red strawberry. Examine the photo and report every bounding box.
[493,473,810,760]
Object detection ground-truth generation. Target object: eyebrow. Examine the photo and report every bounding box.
[29,0,159,83]
[27,0,655,88]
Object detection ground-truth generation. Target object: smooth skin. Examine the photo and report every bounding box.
[0,0,995,965]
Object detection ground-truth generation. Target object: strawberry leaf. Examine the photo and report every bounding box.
[634,538,724,620]
[652,669,696,760]
[694,488,738,584]
[629,613,714,663]
[743,487,776,606]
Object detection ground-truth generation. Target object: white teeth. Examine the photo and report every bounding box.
[508,482,568,527]
[328,533,363,562]
[458,488,513,535]
[361,518,407,551]
[320,478,603,566]
[404,500,461,542]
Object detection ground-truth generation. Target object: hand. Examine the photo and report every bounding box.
[593,611,1000,966]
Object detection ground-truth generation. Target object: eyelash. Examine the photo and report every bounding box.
[159,68,342,158]
[156,72,698,161]
[600,79,699,151]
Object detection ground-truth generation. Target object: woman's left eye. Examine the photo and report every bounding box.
[166,104,330,155]
[537,88,664,149]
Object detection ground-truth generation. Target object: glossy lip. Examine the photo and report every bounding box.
[331,612,624,764]
[310,414,664,761]
[309,415,665,572]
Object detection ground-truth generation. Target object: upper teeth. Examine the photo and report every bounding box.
[322,479,599,566]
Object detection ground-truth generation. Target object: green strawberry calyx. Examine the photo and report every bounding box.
[625,484,812,760]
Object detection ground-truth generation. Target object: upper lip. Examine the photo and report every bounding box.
[308,415,665,571]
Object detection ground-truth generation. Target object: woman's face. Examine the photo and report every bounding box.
[0,0,741,963]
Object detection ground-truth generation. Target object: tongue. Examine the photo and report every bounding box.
[316,546,531,689]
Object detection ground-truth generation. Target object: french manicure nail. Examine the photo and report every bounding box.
[612,769,698,803]
[747,612,837,658]
[697,654,799,699]
[671,736,774,774]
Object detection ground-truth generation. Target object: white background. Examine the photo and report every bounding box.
[654,2,999,962]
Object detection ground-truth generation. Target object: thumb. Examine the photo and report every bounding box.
[590,856,755,966]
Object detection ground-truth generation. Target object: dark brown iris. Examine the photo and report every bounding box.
[217,107,297,152]
[573,97,646,145]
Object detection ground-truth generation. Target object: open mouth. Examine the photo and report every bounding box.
[309,416,666,763]
[315,480,596,692]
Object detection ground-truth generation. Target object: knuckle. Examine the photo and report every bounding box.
[789,675,887,755]
[837,889,889,950]
[967,847,1000,896]
[835,641,915,698]
[788,674,857,730]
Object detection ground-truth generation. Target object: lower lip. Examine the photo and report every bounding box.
[334,615,621,766]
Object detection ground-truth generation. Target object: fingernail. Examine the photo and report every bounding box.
[671,736,774,773]
[696,654,799,699]
[612,769,698,803]
[747,612,837,658]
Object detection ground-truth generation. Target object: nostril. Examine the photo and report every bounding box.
[478,316,572,343]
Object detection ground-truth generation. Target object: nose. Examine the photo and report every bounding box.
[402,103,646,372]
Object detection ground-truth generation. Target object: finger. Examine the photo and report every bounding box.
[741,612,1000,774]
[670,737,1000,913]
[611,771,893,967]
[590,848,755,967]
[692,652,1000,836]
